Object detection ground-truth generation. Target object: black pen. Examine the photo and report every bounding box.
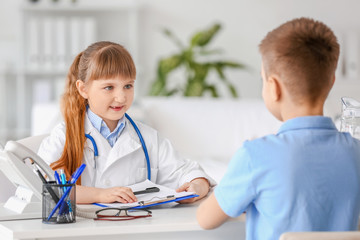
[133,187,160,195]
[31,161,60,203]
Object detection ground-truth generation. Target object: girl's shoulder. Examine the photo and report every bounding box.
[127,119,158,135]
[49,122,66,139]
[126,119,169,145]
[40,122,66,150]
[37,122,66,164]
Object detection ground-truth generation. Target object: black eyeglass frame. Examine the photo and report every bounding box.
[94,208,152,221]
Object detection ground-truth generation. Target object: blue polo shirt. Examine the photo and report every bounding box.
[215,116,360,240]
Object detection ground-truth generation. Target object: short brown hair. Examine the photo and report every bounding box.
[259,17,339,103]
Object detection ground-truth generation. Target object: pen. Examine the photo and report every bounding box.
[31,163,60,203]
[54,170,61,185]
[69,164,86,185]
[133,187,160,195]
[58,169,73,220]
[59,169,67,191]
[47,164,86,221]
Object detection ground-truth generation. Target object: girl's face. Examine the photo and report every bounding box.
[77,76,134,131]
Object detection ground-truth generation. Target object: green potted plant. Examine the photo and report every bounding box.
[149,23,246,97]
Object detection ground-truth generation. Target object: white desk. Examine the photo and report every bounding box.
[0,203,246,240]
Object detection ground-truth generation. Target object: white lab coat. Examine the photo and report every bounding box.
[38,114,212,189]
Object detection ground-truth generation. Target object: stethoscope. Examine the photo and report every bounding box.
[85,113,151,180]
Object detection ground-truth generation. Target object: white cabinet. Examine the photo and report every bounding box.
[13,1,139,139]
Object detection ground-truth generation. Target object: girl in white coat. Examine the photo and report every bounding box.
[38,41,211,204]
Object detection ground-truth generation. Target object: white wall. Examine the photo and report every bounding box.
[0,0,20,69]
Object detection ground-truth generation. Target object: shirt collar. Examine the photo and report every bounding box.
[277,116,337,134]
[87,107,103,132]
[86,107,126,137]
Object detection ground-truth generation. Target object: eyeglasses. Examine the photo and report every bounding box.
[94,208,152,221]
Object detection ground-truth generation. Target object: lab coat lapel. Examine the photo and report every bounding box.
[84,115,109,152]
[105,118,142,169]
[83,115,112,186]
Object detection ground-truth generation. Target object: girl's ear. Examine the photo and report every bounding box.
[268,76,281,102]
[76,80,88,99]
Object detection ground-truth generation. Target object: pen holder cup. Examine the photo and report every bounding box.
[42,181,76,224]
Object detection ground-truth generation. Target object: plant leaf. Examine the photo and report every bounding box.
[185,81,204,96]
[150,23,247,98]
[197,49,224,56]
[219,61,246,69]
[205,85,219,98]
[192,63,209,82]
[227,83,238,98]
[149,78,166,96]
[159,55,183,75]
[166,89,179,96]
[214,65,226,80]
[162,28,184,49]
[191,23,221,47]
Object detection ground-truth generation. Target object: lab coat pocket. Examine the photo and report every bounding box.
[136,168,158,182]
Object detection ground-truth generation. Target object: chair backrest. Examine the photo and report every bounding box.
[280,232,360,240]
[17,134,49,153]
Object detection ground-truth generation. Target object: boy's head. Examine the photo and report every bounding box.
[259,18,339,112]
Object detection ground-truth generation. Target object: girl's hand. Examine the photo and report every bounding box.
[176,178,210,204]
[99,187,137,203]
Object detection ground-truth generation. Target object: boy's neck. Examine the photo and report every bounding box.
[280,101,324,121]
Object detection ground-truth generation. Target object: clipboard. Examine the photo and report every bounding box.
[95,180,199,209]
[132,194,199,209]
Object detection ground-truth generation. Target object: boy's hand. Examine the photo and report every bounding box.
[99,187,137,203]
[176,178,210,203]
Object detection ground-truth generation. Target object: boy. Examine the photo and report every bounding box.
[197,17,360,240]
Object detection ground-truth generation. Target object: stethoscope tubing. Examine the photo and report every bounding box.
[85,113,151,180]
[124,113,151,181]
[85,134,98,157]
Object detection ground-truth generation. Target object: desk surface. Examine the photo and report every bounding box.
[0,202,246,240]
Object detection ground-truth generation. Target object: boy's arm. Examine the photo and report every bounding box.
[176,177,210,203]
[197,192,229,229]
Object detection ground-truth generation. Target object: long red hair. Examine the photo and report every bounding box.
[50,41,136,180]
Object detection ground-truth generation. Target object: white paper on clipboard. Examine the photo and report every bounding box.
[97,180,196,209]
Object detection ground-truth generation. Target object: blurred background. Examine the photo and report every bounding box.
[0,0,359,144]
